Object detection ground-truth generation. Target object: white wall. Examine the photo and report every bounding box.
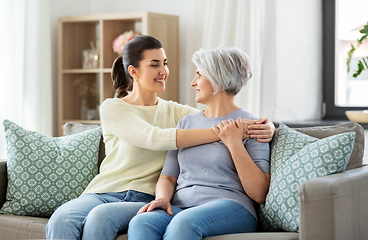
[261,0,323,122]
[49,0,323,131]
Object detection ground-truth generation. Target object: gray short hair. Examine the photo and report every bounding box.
[191,47,252,95]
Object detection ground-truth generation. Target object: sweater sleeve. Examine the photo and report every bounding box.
[171,101,199,124]
[160,115,186,177]
[100,99,177,151]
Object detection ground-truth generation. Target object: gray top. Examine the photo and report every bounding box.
[161,109,270,219]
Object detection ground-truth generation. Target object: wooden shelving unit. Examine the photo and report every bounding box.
[57,12,179,135]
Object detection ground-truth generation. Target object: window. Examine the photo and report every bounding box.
[323,0,368,120]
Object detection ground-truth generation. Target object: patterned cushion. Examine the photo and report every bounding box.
[259,123,355,232]
[0,120,101,217]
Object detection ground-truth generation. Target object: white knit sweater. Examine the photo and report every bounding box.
[82,98,198,195]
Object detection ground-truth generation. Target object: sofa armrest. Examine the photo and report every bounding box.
[298,165,368,240]
[0,159,8,208]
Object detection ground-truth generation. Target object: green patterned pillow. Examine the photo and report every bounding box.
[0,120,101,217]
[259,123,355,232]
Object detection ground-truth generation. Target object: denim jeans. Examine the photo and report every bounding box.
[128,199,257,240]
[46,190,154,240]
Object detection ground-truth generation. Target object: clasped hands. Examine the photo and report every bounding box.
[213,117,274,144]
[212,117,244,147]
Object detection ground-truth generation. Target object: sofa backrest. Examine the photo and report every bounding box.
[290,122,364,170]
[64,121,365,172]
[0,160,7,208]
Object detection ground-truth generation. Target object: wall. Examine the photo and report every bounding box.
[261,0,323,122]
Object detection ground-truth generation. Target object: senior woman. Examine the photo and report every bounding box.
[128,47,271,240]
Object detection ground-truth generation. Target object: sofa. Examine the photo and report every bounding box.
[0,121,367,240]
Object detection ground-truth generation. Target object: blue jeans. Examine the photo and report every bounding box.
[128,199,257,240]
[46,190,154,240]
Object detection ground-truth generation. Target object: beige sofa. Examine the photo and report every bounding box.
[1,122,367,240]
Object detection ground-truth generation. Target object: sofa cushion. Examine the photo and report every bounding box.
[259,123,355,232]
[115,232,300,240]
[204,232,299,240]
[63,122,105,170]
[0,120,101,217]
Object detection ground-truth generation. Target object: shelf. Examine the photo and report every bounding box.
[62,68,114,74]
[102,68,113,73]
[62,120,101,125]
[62,69,101,73]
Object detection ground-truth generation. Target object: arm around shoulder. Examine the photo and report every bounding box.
[100,99,177,151]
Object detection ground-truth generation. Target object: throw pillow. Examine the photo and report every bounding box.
[0,120,101,217]
[259,123,355,232]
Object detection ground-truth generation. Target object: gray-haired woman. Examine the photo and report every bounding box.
[128,47,271,240]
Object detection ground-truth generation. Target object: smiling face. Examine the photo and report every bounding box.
[132,48,169,94]
[191,69,215,104]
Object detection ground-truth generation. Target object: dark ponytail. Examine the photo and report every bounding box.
[112,56,130,98]
[111,35,163,98]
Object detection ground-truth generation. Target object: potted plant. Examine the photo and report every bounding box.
[346,22,368,78]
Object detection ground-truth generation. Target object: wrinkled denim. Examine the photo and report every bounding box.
[46,190,154,240]
[128,199,257,240]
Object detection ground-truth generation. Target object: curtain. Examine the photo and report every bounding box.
[196,0,264,116]
[0,0,53,159]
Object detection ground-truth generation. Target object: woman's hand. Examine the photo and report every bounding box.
[137,198,173,216]
[213,117,244,148]
[246,117,275,143]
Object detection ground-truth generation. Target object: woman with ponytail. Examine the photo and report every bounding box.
[46,35,274,240]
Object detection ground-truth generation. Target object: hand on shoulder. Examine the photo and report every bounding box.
[246,117,275,143]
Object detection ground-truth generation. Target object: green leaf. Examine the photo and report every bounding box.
[348,43,356,56]
[347,44,356,72]
[363,57,368,69]
[360,22,368,34]
[347,22,368,75]
[358,34,368,43]
[353,60,365,78]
